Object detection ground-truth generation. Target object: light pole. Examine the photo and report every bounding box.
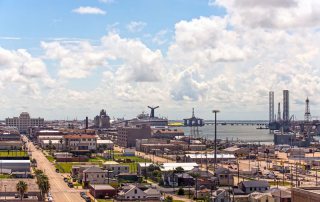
[212,110,220,171]
[4,185,6,201]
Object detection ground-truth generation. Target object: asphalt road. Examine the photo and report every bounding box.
[23,136,85,202]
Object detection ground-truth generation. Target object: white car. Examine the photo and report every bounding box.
[48,196,53,202]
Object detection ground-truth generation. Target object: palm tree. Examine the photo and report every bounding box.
[16,181,28,200]
[37,174,50,200]
[189,173,200,199]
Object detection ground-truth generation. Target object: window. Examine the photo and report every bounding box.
[134,189,137,194]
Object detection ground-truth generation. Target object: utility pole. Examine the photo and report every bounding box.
[212,110,220,171]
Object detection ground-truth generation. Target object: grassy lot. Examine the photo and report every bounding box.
[45,155,55,163]
[121,163,138,173]
[55,162,102,173]
[114,154,148,163]
[97,200,113,202]
[0,151,28,157]
[269,181,292,186]
[0,174,12,179]
[88,156,106,163]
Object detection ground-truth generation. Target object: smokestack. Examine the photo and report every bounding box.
[85,117,88,129]
[269,91,274,123]
[283,90,289,122]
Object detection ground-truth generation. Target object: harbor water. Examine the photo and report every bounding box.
[179,125,273,143]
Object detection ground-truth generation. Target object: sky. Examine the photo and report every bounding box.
[1,0,320,120]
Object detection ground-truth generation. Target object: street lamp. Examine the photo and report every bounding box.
[4,185,6,201]
[212,110,220,171]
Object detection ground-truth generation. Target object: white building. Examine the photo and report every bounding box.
[118,185,147,201]
[5,112,44,133]
[103,161,129,177]
[83,166,108,185]
[63,134,97,152]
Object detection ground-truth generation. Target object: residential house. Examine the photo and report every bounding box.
[239,180,270,194]
[210,189,230,202]
[117,184,147,201]
[144,187,161,201]
[103,161,129,177]
[249,192,275,202]
[215,167,234,186]
[83,166,108,186]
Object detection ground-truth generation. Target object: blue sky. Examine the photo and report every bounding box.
[0,0,320,120]
[0,0,225,51]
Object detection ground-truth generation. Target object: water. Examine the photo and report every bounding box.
[178,125,273,143]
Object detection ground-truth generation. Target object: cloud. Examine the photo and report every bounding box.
[214,0,320,29]
[152,29,170,45]
[72,6,106,15]
[0,36,21,40]
[126,21,147,32]
[99,0,114,3]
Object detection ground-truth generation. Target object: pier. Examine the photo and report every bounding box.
[205,120,269,126]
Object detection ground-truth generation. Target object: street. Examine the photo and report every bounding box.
[23,136,85,202]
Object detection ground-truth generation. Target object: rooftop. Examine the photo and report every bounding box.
[64,134,97,139]
[186,153,236,159]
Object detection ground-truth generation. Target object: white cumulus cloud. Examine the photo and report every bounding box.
[72,6,106,15]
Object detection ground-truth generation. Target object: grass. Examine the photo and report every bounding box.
[55,162,103,173]
[0,174,12,179]
[46,155,55,163]
[269,181,292,186]
[121,163,138,173]
[88,156,106,163]
[114,155,148,163]
[0,151,27,157]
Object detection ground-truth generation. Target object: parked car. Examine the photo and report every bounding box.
[63,177,68,182]
[80,192,86,198]
[55,169,59,173]
[84,196,91,202]
[48,196,53,202]
[67,182,74,188]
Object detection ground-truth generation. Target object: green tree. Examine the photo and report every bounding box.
[189,172,200,199]
[174,166,184,173]
[16,181,28,200]
[34,170,50,200]
[164,195,173,202]
[177,187,185,195]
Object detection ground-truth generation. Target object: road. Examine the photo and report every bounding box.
[23,136,85,202]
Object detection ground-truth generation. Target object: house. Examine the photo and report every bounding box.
[239,180,270,194]
[174,173,195,186]
[71,165,97,180]
[89,184,117,199]
[268,188,291,202]
[144,187,161,201]
[103,161,129,177]
[248,192,274,202]
[117,184,147,201]
[185,153,236,164]
[151,128,184,139]
[195,188,211,199]
[97,139,114,150]
[210,189,230,202]
[215,167,234,186]
[83,166,108,186]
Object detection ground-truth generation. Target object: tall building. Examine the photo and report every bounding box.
[117,124,151,148]
[93,109,110,129]
[283,90,289,122]
[269,91,274,123]
[5,112,44,133]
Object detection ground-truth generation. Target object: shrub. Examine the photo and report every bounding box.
[177,188,185,195]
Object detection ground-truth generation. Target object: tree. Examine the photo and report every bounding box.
[34,170,50,200]
[16,181,28,200]
[177,187,185,195]
[59,139,63,151]
[174,166,184,174]
[189,173,200,199]
[164,196,173,202]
